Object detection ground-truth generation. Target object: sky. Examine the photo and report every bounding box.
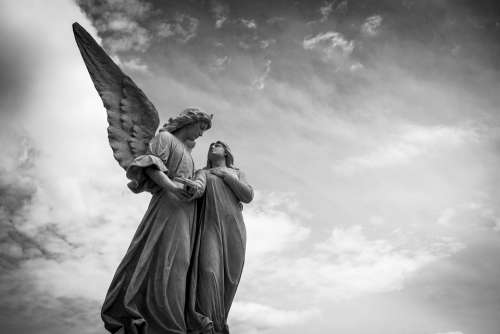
[1,0,500,333]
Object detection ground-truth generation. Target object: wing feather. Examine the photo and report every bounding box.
[72,22,159,170]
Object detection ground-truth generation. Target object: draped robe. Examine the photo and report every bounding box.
[102,130,198,334]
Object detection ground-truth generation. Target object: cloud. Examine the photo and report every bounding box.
[241,214,464,307]
[240,18,257,29]
[244,191,310,256]
[302,226,463,300]
[0,1,149,330]
[434,331,464,334]
[237,192,465,318]
[156,13,199,43]
[229,302,319,333]
[3,1,500,333]
[122,57,150,73]
[436,208,456,226]
[319,1,335,22]
[209,55,231,73]
[210,0,229,29]
[77,0,154,52]
[252,59,272,90]
[259,38,276,49]
[333,124,478,174]
[361,15,383,36]
[303,31,354,66]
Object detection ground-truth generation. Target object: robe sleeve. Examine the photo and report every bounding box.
[191,169,207,199]
[224,169,254,203]
[126,132,172,193]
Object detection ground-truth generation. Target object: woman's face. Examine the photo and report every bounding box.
[208,142,226,160]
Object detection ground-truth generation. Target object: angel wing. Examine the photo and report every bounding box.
[72,22,160,170]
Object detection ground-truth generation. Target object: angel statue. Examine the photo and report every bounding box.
[72,23,213,334]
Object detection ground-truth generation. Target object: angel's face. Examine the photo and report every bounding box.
[185,122,208,141]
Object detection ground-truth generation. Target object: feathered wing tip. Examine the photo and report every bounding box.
[72,22,160,170]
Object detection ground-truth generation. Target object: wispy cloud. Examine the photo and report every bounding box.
[209,55,231,73]
[156,13,199,43]
[333,125,478,174]
[303,31,354,66]
[122,57,150,73]
[240,18,257,29]
[210,0,229,29]
[252,59,272,90]
[361,15,383,36]
[319,1,335,22]
[77,0,154,52]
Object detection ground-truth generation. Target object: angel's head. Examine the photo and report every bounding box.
[206,141,234,168]
[162,107,213,134]
[162,107,213,146]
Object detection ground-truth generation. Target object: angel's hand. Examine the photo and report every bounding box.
[168,183,192,201]
[184,180,204,200]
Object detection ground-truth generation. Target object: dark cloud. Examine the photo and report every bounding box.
[0,137,45,268]
[74,0,500,97]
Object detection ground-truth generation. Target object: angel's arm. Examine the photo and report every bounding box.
[223,170,254,203]
[190,169,207,199]
[145,168,188,199]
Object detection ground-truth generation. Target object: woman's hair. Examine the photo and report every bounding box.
[205,141,234,169]
[160,107,213,134]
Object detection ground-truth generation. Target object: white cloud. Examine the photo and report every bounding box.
[437,208,456,226]
[303,31,354,66]
[252,59,272,90]
[240,18,257,29]
[0,0,149,319]
[319,1,334,22]
[79,0,154,52]
[307,226,464,300]
[259,38,276,49]
[434,332,464,334]
[210,0,229,29]
[229,302,319,334]
[244,191,310,256]
[333,125,478,173]
[350,61,364,71]
[122,57,149,73]
[241,223,464,305]
[209,55,231,73]
[361,15,383,36]
[157,13,199,43]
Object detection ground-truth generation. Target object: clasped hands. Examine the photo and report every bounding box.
[169,180,203,201]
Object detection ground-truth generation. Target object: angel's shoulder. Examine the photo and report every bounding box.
[154,130,176,144]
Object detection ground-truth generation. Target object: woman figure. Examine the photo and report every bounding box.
[187,141,253,334]
[101,109,213,334]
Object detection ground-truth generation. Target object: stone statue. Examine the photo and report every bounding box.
[186,141,254,334]
[72,22,213,334]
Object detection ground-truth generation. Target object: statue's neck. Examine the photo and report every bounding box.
[210,159,226,168]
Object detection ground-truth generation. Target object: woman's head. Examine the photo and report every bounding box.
[206,141,234,168]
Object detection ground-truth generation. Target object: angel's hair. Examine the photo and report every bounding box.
[160,107,213,134]
[205,141,235,169]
